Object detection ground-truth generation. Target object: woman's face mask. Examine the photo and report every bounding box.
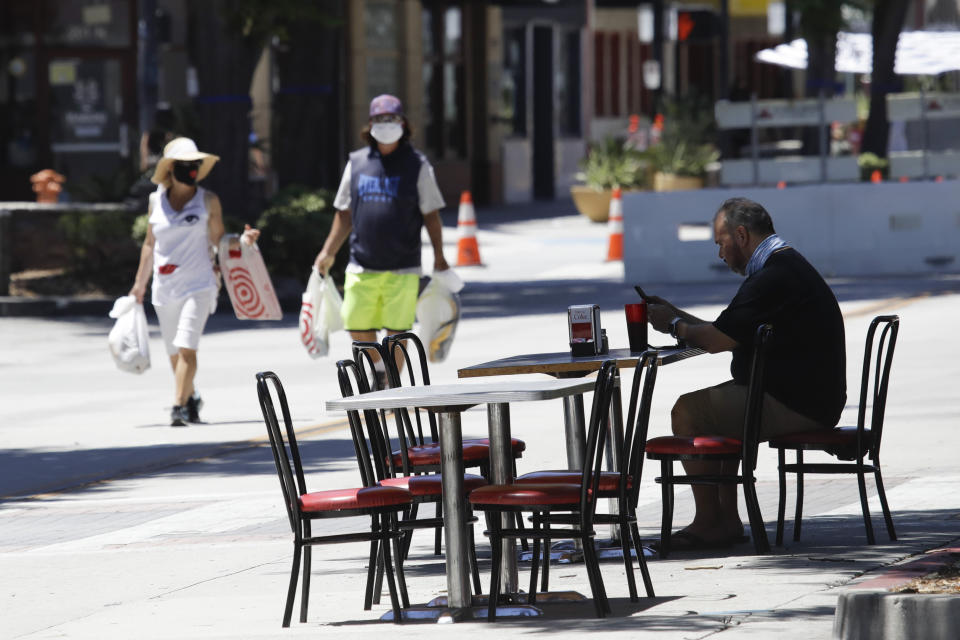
[172,160,201,186]
[370,122,403,145]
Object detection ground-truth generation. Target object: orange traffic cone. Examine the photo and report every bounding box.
[870,170,883,183]
[606,187,624,261]
[776,180,787,189]
[455,191,482,266]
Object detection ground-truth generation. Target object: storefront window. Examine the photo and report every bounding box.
[501,27,526,137]
[364,1,399,101]
[557,30,581,137]
[422,2,464,159]
[43,0,131,48]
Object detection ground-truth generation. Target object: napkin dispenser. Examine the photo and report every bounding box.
[568,304,608,356]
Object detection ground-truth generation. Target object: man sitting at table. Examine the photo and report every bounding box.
[646,197,846,551]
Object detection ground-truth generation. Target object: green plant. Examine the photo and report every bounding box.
[645,96,720,178]
[857,152,889,181]
[254,185,348,286]
[576,137,648,190]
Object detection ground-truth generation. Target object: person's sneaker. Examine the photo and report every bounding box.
[170,405,190,427]
[186,393,203,423]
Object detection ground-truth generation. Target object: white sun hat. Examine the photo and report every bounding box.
[150,137,220,186]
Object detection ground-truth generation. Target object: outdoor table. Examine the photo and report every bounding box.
[324,378,596,621]
[459,346,704,470]
[459,346,705,560]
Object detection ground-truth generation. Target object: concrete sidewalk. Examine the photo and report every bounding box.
[2,204,960,639]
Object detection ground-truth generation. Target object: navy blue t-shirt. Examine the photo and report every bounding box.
[713,247,846,427]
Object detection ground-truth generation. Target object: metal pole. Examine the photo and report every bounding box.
[487,403,517,594]
[920,84,930,180]
[818,88,827,182]
[437,410,471,609]
[750,93,759,185]
[562,394,586,470]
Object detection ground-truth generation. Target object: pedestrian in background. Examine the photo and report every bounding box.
[313,94,449,380]
[130,137,259,426]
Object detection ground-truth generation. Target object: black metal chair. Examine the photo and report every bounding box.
[378,333,529,553]
[255,371,410,627]
[768,315,900,545]
[469,360,620,620]
[514,351,660,602]
[336,358,484,598]
[645,324,773,558]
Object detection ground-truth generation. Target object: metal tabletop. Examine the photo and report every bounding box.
[457,345,705,379]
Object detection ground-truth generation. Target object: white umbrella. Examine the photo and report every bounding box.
[755,31,960,76]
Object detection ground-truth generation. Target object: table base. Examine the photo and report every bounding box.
[380,590,590,623]
[518,538,656,564]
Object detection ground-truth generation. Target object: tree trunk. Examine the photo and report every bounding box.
[861,0,910,158]
[188,0,260,222]
[798,1,842,155]
[274,14,345,191]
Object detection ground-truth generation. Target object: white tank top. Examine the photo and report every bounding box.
[149,185,217,305]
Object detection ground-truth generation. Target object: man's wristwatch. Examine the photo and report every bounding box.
[668,317,683,340]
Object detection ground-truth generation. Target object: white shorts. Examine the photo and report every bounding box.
[154,290,216,356]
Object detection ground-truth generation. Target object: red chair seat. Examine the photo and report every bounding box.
[469,483,583,506]
[380,473,488,496]
[464,437,527,454]
[391,441,491,467]
[646,435,742,456]
[299,486,411,513]
[769,426,867,448]
[515,470,628,493]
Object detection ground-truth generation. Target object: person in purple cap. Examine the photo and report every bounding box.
[314,94,449,378]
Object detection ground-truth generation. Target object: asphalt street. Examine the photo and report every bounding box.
[2,201,959,639]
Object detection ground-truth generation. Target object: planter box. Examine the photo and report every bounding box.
[653,172,704,192]
[570,185,612,222]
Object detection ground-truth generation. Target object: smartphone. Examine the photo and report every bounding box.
[634,285,649,300]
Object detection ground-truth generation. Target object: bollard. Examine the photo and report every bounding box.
[0,210,11,296]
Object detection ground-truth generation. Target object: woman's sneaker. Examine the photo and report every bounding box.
[170,405,190,427]
[186,393,203,423]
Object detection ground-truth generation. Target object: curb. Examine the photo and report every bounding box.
[833,548,960,640]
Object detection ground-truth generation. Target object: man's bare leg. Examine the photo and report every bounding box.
[672,400,744,542]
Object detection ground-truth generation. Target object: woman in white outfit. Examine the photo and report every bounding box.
[130,137,259,426]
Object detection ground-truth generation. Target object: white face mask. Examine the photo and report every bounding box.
[370,122,403,144]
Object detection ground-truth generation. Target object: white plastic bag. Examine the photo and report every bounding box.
[108,296,151,374]
[299,267,343,358]
[416,270,462,363]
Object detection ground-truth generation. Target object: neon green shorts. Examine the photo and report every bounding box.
[341,271,419,332]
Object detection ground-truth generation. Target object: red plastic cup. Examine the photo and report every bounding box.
[624,302,648,352]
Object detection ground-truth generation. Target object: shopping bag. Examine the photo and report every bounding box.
[416,269,462,363]
[107,295,151,374]
[217,234,283,320]
[299,267,343,358]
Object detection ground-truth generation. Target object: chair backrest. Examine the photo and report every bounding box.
[578,360,620,521]
[382,332,438,444]
[622,350,661,508]
[351,341,390,391]
[857,315,900,458]
[741,324,774,472]
[335,358,394,485]
[255,371,307,535]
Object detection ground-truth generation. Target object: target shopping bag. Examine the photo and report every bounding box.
[217,234,282,320]
[299,267,343,358]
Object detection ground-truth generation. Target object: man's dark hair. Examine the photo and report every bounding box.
[716,197,776,236]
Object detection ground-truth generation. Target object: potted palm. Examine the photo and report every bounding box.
[571,138,648,222]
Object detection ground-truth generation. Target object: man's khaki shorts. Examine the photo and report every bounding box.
[676,380,827,440]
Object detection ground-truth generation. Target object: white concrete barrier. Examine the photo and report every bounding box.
[622,181,960,283]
